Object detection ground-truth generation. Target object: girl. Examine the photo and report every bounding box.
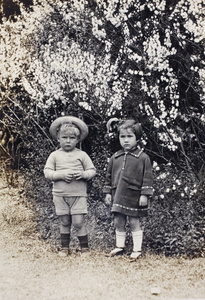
[103,119,153,259]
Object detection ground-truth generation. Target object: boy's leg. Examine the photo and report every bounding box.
[129,216,143,259]
[53,196,71,256]
[110,213,126,256]
[59,215,71,255]
[72,214,89,251]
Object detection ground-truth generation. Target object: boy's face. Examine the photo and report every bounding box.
[119,128,137,151]
[58,130,79,152]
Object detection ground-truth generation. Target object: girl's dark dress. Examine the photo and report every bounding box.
[103,147,153,217]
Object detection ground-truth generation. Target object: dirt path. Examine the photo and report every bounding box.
[0,184,205,300]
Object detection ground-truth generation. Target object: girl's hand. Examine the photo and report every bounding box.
[104,194,112,206]
[139,195,148,206]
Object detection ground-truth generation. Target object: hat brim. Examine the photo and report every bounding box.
[49,116,88,142]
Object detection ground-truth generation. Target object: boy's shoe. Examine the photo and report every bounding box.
[80,247,89,253]
[130,251,141,259]
[109,247,125,256]
[58,248,69,257]
[79,248,90,258]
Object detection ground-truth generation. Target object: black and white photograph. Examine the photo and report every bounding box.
[0,0,205,299]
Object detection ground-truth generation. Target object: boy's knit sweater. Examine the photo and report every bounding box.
[44,148,96,197]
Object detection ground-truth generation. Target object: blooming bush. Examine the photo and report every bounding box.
[144,161,205,256]
[0,0,204,255]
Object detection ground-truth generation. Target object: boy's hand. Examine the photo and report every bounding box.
[63,172,73,183]
[74,172,84,180]
[139,195,148,206]
[52,170,73,182]
[74,170,96,180]
[104,194,112,206]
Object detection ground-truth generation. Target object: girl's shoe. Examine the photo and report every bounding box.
[130,251,141,259]
[109,247,125,256]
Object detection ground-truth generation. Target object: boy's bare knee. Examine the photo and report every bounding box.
[72,220,83,230]
[72,214,84,230]
[60,215,70,227]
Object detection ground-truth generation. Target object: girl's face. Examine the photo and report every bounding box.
[119,128,137,151]
[58,130,79,152]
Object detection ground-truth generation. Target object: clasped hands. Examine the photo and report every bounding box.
[54,170,86,183]
[64,171,86,183]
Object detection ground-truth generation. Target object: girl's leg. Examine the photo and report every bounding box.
[110,213,126,256]
[114,213,127,232]
[114,213,126,247]
[72,214,88,250]
[129,216,141,232]
[59,215,71,255]
[129,216,143,258]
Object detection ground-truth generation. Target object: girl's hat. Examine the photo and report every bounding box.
[106,117,119,133]
[106,118,143,139]
[49,116,88,141]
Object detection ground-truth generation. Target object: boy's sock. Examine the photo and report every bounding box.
[78,235,89,249]
[60,233,70,249]
[132,230,143,252]
[116,231,126,248]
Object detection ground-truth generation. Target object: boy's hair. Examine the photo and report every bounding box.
[57,122,80,139]
[118,119,143,140]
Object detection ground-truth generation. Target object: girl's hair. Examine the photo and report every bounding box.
[57,122,80,138]
[118,119,143,140]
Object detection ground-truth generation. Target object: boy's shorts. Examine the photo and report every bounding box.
[53,196,88,216]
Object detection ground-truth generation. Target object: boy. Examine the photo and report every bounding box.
[104,119,153,259]
[44,116,96,256]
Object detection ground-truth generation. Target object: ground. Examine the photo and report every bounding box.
[0,182,205,300]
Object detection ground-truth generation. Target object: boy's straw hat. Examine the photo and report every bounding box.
[49,116,88,142]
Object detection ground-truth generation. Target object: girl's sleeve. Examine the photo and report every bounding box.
[141,155,154,196]
[103,157,113,194]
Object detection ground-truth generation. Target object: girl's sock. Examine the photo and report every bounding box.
[132,230,143,252]
[60,233,70,249]
[116,231,126,248]
[78,235,89,249]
